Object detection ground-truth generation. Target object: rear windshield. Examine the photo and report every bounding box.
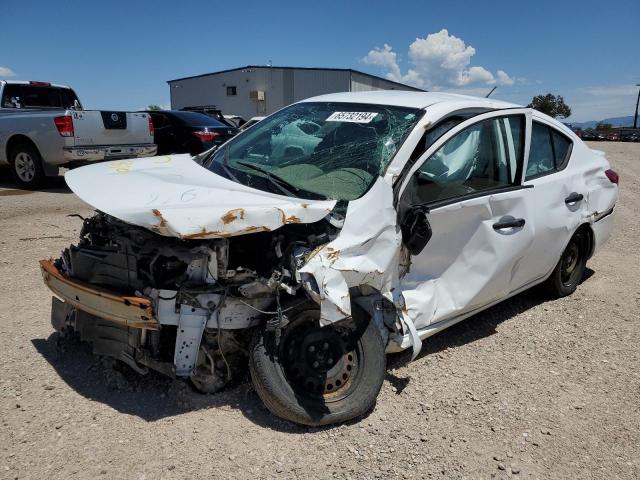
[1,84,80,109]
[171,111,227,127]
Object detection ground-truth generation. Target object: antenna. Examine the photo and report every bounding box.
[486,86,497,98]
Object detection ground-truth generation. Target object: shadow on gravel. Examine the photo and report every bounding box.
[31,333,327,432]
[387,269,595,374]
[31,269,595,430]
[0,169,72,194]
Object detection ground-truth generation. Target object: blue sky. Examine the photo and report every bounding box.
[1,0,638,122]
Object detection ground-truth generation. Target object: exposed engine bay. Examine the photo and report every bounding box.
[51,211,343,392]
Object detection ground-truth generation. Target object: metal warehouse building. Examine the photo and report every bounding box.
[167,65,422,120]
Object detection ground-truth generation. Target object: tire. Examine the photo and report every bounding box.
[249,306,386,426]
[9,143,46,189]
[546,229,589,298]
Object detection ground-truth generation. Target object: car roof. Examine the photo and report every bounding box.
[300,90,521,110]
[0,80,73,89]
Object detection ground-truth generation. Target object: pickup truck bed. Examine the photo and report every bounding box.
[0,81,157,188]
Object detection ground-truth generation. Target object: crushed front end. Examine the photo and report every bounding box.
[41,211,339,392]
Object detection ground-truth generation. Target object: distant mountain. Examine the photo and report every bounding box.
[567,115,637,130]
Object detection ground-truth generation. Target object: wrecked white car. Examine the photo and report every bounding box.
[40,91,619,426]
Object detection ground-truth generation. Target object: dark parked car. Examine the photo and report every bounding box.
[145,110,238,155]
[621,132,640,142]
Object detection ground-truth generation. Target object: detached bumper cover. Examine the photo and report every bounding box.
[39,259,158,329]
[63,143,157,162]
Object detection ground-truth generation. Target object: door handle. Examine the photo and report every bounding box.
[493,218,526,230]
[565,192,584,204]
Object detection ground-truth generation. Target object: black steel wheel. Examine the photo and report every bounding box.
[547,229,589,297]
[249,306,386,426]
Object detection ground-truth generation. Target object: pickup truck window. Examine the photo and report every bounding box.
[1,85,80,109]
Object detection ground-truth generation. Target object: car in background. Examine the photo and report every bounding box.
[606,132,620,141]
[0,80,156,188]
[239,116,265,131]
[145,110,238,155]
[621,132,640,142]
[223,115,247,128]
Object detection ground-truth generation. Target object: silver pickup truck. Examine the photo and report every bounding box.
[0,80,157,188]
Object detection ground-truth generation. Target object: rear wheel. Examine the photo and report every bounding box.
[249,307,386,426]
[9,143,46,189]
[547,229,589,297]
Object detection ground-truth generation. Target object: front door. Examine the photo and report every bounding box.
[396,111,535,330]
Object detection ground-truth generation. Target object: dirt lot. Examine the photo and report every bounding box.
[0,142,638,479]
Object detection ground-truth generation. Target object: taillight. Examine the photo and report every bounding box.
[54,115,74,137]
[605,169,619,184]
[148,116,154,137]
[192,131,220,142]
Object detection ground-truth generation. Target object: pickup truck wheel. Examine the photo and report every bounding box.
[10,144,46,189]
[249,307,386,426]
[547,229,588,297]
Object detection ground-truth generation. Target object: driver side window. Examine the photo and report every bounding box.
[402,115,524,206]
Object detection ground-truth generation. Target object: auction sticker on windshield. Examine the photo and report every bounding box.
[326,112,378,123]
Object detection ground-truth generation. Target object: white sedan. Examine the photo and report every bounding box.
[41,91,619,426]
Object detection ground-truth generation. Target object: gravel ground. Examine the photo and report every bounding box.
[0,142,638,480]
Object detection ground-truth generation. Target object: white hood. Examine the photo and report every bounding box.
[65,155,337,239]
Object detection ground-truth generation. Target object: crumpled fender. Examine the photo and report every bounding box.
[299,177,402,326]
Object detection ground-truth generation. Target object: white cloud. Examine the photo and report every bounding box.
[565,84,640,122]
[496,70,514,86]
[362,29,518,91]
[578,84,639,97]
[362,44,401,81]
[0,66,15,77]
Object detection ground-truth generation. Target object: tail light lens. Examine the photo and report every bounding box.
[54,115,74,137]
[192,130,220,142]
[605,169,619,184]
[148,116,154,137]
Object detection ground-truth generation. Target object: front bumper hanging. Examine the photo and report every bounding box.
[39,259,158,330]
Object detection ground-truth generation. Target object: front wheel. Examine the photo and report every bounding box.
[249,307,386,426]
[546,229,589,297]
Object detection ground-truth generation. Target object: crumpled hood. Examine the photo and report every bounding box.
[65,155,337,239]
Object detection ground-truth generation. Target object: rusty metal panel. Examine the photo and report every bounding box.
[39,260,158,330]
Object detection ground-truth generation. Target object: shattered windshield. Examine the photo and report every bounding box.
[205,102,422,200]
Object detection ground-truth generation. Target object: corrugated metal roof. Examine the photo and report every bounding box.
[166,65,424,92]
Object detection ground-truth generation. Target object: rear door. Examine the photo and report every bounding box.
[510,120,588,287]
[396,110,535,330]
[72,111,153,146]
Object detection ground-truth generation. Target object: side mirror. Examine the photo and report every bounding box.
[400,205,432,255]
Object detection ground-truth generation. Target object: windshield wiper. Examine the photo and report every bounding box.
[236,160,302,197]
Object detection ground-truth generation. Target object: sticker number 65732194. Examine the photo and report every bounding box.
[326,112,378,123]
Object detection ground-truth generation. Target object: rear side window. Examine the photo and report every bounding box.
[526,122,573,179]
[1,84,21,107]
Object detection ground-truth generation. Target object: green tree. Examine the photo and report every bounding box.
[147,104,162,111]
[596,122,613,130]
[527,94,572,119]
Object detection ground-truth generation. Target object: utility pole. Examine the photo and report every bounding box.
[634,83,640,129]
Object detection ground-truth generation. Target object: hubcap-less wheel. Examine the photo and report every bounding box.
[561,237,582,286]
[14,152,36,182]
[249,306,386,426]
[281,312,360,401]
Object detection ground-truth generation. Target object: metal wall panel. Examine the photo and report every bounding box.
[168,68,419,120]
